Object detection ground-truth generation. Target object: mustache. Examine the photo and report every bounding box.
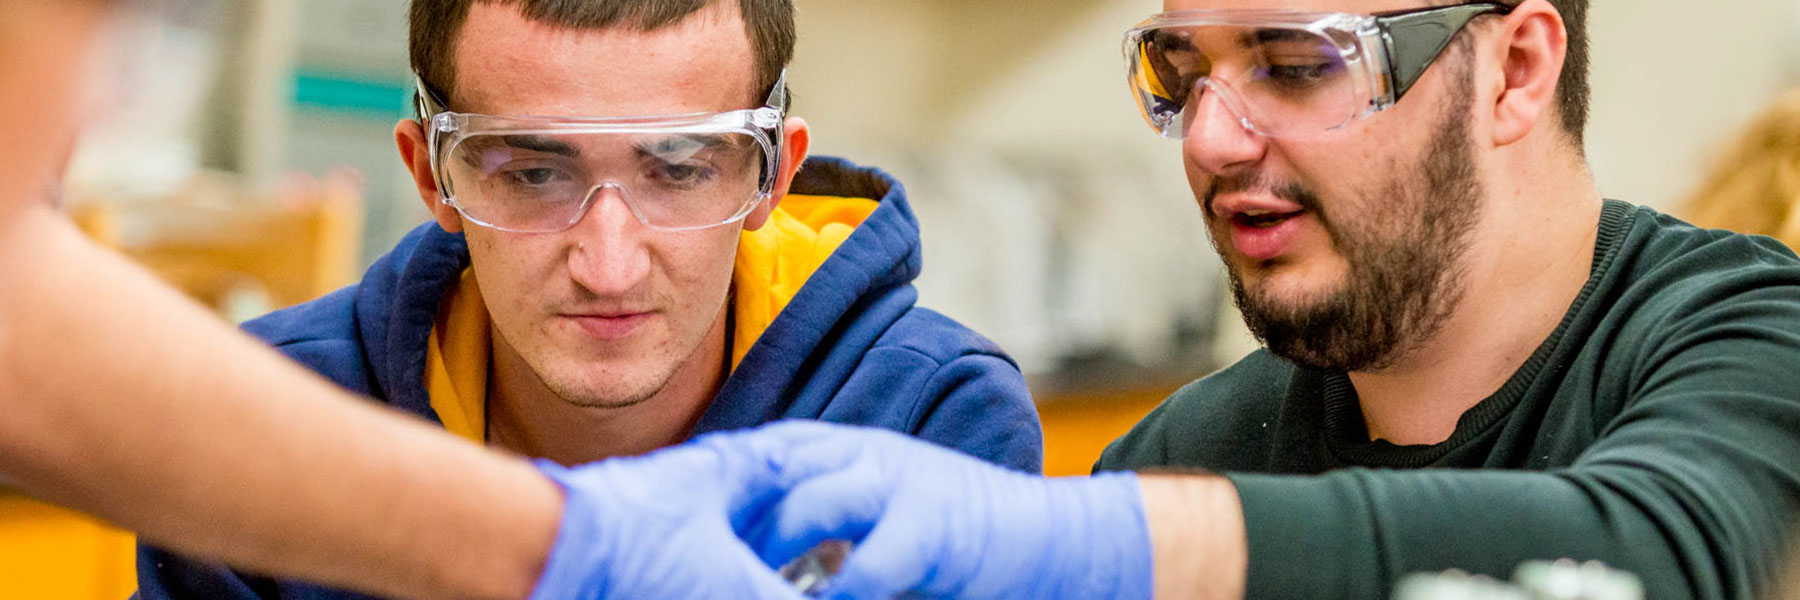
[556,287,669,315]
[1202,173,1323,216]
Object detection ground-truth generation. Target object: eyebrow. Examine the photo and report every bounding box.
[1243,28,1320,48]
[500,135,581,157]
[452,132,751,172]
[1151,30,1196,53]
[454,135,582,171]
[632,133,742,160]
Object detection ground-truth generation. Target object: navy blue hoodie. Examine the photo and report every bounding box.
[135,157,1042,600]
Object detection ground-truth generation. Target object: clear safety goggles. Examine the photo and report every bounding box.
[1123,2,1512,139]
[414,72,789,233]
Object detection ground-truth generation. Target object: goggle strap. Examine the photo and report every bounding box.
[411,75,457,203]
[764,69,790,114]
[761,69,790,186]
[1378,2,1514,101]
[414,77,451,123]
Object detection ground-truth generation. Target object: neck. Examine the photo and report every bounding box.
[484,303,731,465]
[1349,151,1602,445]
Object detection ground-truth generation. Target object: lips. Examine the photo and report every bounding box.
[562,311,654,341]
[1233,209,1304,228]
[1227,212,1309,261]
[1211,193,1310,261]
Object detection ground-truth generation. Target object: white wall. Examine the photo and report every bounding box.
[792,1,1223,378]
[1586,0,1800,209]
[786,3,937,151]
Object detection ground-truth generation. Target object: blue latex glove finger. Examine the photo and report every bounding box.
[528,435,807,600]
[752,467,892,568]
[749,419,853,445]
[816,510,938,600]
[749,426,1154,600]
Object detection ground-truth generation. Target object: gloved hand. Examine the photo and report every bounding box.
[748,421,1153,600]
[528,431,807,600]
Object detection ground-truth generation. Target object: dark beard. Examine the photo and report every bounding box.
[1224,72,1483,372]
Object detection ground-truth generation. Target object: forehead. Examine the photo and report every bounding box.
[449,1,756,118]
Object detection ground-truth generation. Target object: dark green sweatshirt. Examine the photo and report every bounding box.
[1095,201,1800,600]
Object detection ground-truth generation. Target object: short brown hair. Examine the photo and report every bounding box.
[1463,0,1590,144]
[1540,0,1590,145]
[410,0,794,107]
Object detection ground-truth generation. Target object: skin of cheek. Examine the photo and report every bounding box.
[466,217,743,402]
[1189,105,1431,308]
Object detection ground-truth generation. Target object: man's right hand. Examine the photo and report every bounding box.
[748,422,1155,600]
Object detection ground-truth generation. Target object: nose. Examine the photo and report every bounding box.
[1182,79,1268,177]
[566,184,652,297]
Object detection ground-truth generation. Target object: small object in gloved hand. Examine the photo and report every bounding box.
[779,539,852,596]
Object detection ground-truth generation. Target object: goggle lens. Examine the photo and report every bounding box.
[441,130,771,232]
[1129,24,1362,139]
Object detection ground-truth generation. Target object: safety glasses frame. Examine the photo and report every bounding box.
[1123,2,1513,138]
[411,70,790,232]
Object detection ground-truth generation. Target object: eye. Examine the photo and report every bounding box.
[504,167,571,186]
[1258,58,1342,93]
[650,162,717,187]
[1268,63,1333,80]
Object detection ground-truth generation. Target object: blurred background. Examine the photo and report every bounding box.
[4,0,1798,596]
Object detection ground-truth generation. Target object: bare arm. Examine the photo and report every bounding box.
[1138,475,1247,600]
[0,204,561,600]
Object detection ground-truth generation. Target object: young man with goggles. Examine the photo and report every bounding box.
[4,1,844,599]
[728,1,1800,599]
[135,1,1041,598]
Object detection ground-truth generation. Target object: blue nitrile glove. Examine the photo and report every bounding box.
[748,421,1153,600]
[527,431,808,600]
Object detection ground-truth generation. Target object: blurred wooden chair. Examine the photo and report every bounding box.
[75,168,364,318]
[0,169,365,599]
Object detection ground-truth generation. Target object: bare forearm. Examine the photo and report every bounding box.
[0,206,561,600]
[1137,474,1247,600]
